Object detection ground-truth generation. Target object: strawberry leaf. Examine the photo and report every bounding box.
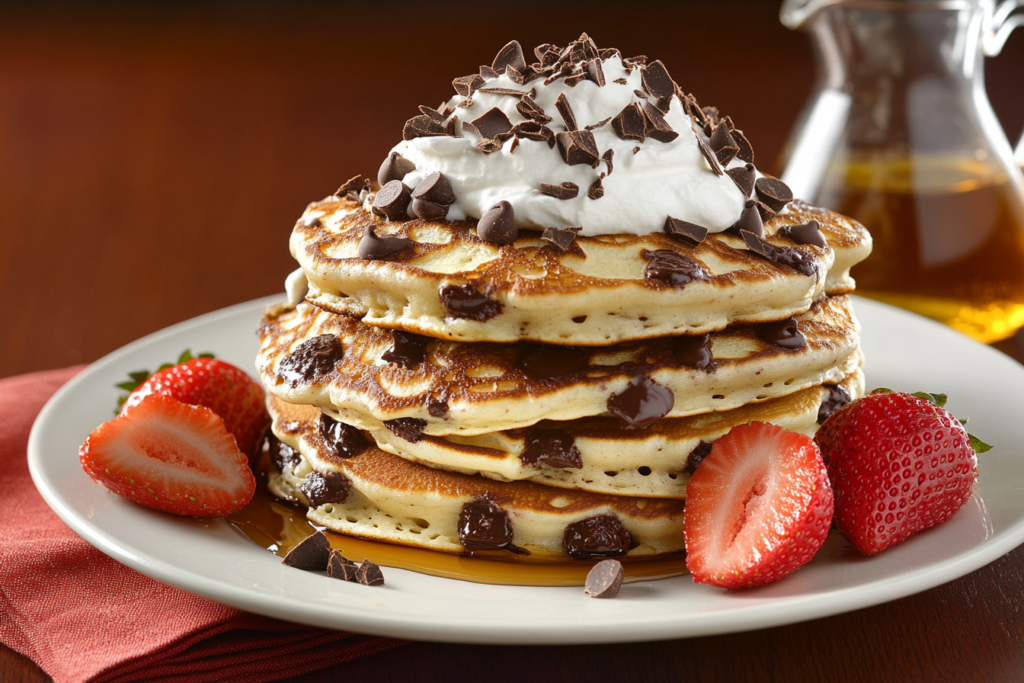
[959,417,969,426]
[870,387,894,394]
[912,392,948,407]
[114,349,215,414]
[969,433,993,454]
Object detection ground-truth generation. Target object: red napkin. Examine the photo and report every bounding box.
[0,367,407,683]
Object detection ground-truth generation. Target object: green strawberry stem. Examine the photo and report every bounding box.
[114,349,215,414]
[870,388,992,454]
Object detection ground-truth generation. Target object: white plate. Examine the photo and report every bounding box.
[28,296,1024,644]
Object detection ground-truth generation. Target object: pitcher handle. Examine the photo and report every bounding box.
[984,0,1024,54]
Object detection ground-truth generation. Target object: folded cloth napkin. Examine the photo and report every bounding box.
[0,367,407,683]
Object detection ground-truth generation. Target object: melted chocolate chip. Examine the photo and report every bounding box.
[378,152,416,187]
[686,440,713,473]
[439,283,503,321]
[740,230,817,276]
[556,130,600,166]
[327,550,358,581]
[520,428,583,469]
[381,330,428,367]
[519,344,589,379]
[541,226,582,252]
[470,107,513,140]
[757,317,806,349]
[477,200,517,245]
[358,223,413,259]
[384,417,427,443]
[267,433,301,472]
[458,495,514,551]
[663,216,708,246]
[540,182,579,200]
[281,531,331,570]
[731,203,765,238]
[411,198,449,221]
[355,559,385,586]
[492,40,527,75]
[412,172,456,205]
[428,399,449,418]
[301,470,351,508]
[611,102,647,142]
[585,559,624,598]
[674,333,713,371]
[607,375,674,429]
[278,335,344,386]
[642,249,709,287]
[778,220,827,248]
[755,177,794,212]
[818,384,852,424]
[726,164,756,198]
[371,180,412,221]
[564,515,632,560]
[319,413,369,461]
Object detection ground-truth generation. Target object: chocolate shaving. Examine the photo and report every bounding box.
[601,148,614,176]
[694,125,724,176]
[599,48,621,60]
[471,107,513,140]
[733,129,755,164]
[354,559,385,586]
[587,177,604,200]
[556,130,599,166]
[611,103,647,142]
[444,115,457,136]
[740,230,816,276]
[384,417,427,443]
[563,73,586,87]
[358,224,413,259]
[492,40,526,75]
[477,87,529,97]
[281,531,331,571]
[654,96,672,114]
[634,89,648,100]
[457,98,474,109]
[633,146,640,154]
[517,96,552,124]
[778,220,828,248]
[586,59,606,86]
[403,115,449,141]
[555,93,578,131]
[510,121,555,147]
[509,137,519,154]
[642,103,678,142]
[613,78,628,85]
[585,117,611,131]
[506,67,527,85]
[641,60,675,100]
[479,64,498,80]
[534,43,555,62]
[418,104,445,122]
[726,164,756,198]
[585,559,624,599]
[539,182,579,199]
[755,177,794,212]
[664,216,708,246]
[335,175,369,198]
[452,74,484,97]
[541,226,582,251]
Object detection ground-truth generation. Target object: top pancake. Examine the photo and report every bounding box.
[294,196,870,346]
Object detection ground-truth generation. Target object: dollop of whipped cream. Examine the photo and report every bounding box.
[387,35,761,237]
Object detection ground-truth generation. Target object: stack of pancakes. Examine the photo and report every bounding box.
[255,197,871,561]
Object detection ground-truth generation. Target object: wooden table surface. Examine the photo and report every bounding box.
[3,2,1024,681]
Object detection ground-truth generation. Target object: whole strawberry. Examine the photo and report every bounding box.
[815,390,988,555]
[120,354,269,460]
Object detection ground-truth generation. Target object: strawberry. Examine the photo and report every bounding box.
[120,356,269,460]
[815,390,988,555]
[80,394,256,517]
[684,422,833,589]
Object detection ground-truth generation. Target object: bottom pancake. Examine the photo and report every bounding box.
[267,395,685,559]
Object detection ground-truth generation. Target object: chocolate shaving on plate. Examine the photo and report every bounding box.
[281,531,332,571]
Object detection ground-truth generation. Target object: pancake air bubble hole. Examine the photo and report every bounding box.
[572,315,587,323]
[638,466,652,476]
[346,516,358,523]
[668,474,678,480]
[604,471,618,477]
[411,518,430,529]
[323,506,334,513]
[763,382,773,387]
[756,395,767,400]
[712,394,725,399]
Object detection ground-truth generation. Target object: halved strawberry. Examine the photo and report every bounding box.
[121,357,269,460]
[684,422,833,589]
[81,394,256,517]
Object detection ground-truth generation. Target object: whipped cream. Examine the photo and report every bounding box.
[390,53,753,237]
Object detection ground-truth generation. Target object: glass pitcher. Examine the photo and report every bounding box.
[779,0,1024,343]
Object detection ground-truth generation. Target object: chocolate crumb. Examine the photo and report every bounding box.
[378,152,416,187]
[477,200,517,245]
[319,413,368,462]
[282,531,332,571]
[541,226,582,252]
[633,146,640,155]
[555,93,578,131]
[585,559,625,598]
[301,470,351,508]
[607,374,674,429]
[564,515,632,559]
[757,317,806,349]
[355,559,385,587]
[539,182,580,200]
[358,223,413,259]
[755,177,794,212]
[556,130,599,166]
[585,117,612,131]
[778,220,827,248]
[381,330,428,367]
[327,551,359,581]
[384,417,427,443]
[613,77,628,85]
[587,177,604,200]
[726,164,756,198]
[600,148,614,175]
[634,89,648,100]
[686,440,714,473]
[664,216,708,246]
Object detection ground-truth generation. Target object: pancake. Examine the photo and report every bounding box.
[351,365,864,499]
[256,294,862,437]
[292,196,869,346]
[267,396,685,558]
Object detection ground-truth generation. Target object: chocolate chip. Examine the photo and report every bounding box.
[540,182,579,200]
[642,249,709,287]
[301,470,351,507]
[600,148,614,175]
[585,59,606,86]
[470,107,513,140]
[674,333,713,371]
[458,495,514,551]
[381,330,428,367]
[519,344,589,379]
[540,226,582,251]
[403,115,449,141]
[554,93,578,131]
[492,40,526,75]
[412,172,456,205]
[755,177,794,212]
[732,129,755,164]
[564,515,632,559]
[278,335,344,386]
[663,216,708,246]
[750,199,777,223]
[556,130,599,166]
[267,433,301,472]
[642,103,678,142]
[377,152,416,187]
[371,181,412,221]
[726,164,756,198]
[731,204,765,238]
[479,64,499,80]
[384,417,427,443]
[428,399,448,418]
[694,128,724,175]
[585,559,625,598]
[453,74,484,97]
[641,60,675,100]
[517,96,552,124]
[439,283,503,321]
[778,220,827,248]
[358,223,413,259]
[686,440,713,473]
[327,550,358,581]
[740,230,816,276]
[587,177,604,200]
[477,200,517,245]
[520,428,583,469]
[607,375,674,429]
[319,413,368,461]
[611,103,647,142]
[757,317,806,349]
[818,384,852,424]
[354,559,385,586]
[336,175,369,198]
[411,198,449,221]
[709,123,739,165]
[281,531,332,570]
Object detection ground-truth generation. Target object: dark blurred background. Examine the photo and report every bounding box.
[2,0,1022,378]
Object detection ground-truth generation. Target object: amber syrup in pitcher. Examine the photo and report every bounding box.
[818,154,1024,343]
